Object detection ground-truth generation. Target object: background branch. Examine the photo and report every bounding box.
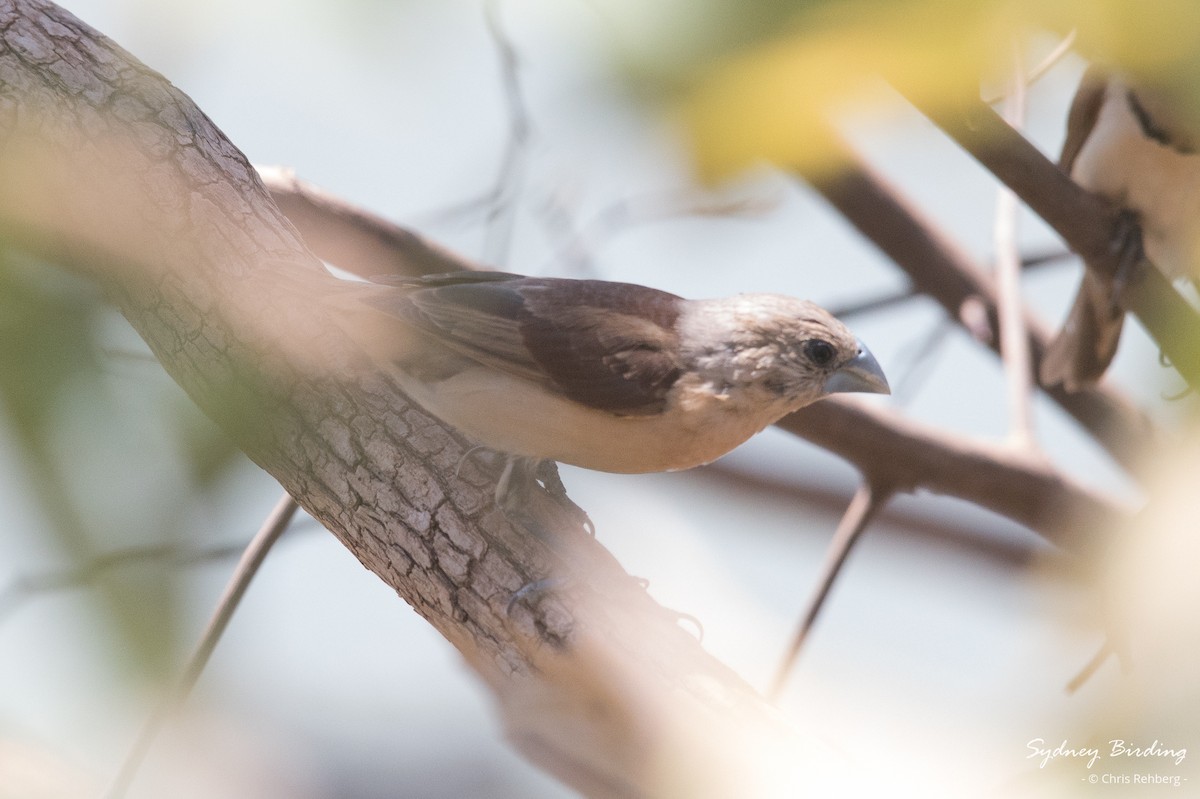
[0,536,285,625]
[800,136,1154,469]
[106,493,300,799]
[898,90,1200,391]
[769,481,893,700]
[778,398,1118,549]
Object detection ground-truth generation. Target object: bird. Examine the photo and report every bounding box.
[350,271,890,519]
[1041,66,1200,390]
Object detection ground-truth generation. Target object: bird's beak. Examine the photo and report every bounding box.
[823,342,890,396]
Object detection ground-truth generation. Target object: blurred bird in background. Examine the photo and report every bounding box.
[1042,66,1200,391]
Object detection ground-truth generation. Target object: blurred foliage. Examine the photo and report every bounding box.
[595,0,1200,179]
[0,246,243,676]
[0,254,101,447]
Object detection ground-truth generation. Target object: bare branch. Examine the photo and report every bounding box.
[105,493,300,798]
[409,0,532,266]
[979,30,1077,105]
[800,137,1155,470]
[1023,31,1078,90]
[994,42,1037,449]
[0,538,273,626]
[769,482,894,700]
[825,247,1071,320]
[895,89,1200,392]
[888,317,955,404]
[480,0,531,266]
[779,398,1124,549]
[1065,639,1115,695]
[541,186,782,277]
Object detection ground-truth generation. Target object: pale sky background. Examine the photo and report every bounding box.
[0,1,1189,797]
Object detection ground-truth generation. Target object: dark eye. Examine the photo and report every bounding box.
[803,339,836,366]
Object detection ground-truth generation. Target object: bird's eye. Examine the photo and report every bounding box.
[803,339,836,366]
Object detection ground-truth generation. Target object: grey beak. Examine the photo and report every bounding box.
[823,342,890,396]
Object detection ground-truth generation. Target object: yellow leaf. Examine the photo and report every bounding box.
[666,0,1200,180]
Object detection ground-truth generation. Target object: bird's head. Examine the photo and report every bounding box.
[680,294,889,413]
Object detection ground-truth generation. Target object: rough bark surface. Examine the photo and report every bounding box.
[0,2,811,796]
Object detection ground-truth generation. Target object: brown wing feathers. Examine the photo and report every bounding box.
[517,280,685,414]
[368,273,687,415]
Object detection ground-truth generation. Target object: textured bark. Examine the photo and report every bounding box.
[0,3,811,796]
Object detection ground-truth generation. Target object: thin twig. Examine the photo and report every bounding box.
[980,30,1077,105]
[542,187,780,277]
[769,482,894,700]
[890,317,956,405]
[1065,639,1114,694]
[100,347,159,363]
[995,41,1037,449]
[408,0,531,267]
[0,540,254,626]
[104,492,300,799]
[480,0,530,267]
[1024,30,1077,89]
[826,248,1073,320]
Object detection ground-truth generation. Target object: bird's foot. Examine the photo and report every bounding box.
[1109,209,1146,312]
[506,577,563,617]
[533,460,595,536]
[506,575,694,642]
[495,456,594,538]
[671,609,705,643]
[454,445,491,479]
[504,577,574,650]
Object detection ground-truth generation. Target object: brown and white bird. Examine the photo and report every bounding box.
[355,271,888,501]
[1042,66,1200,390]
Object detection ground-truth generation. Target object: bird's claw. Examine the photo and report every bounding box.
[533,460,595,535]
[1108,209,1146,312]
[495,456,595,538]
[506,577,562,617]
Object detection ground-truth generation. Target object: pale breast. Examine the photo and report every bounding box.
[393,366,781,474]
[1073,86,1200,282]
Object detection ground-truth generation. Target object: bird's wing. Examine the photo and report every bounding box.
[1125,84,1199,156]
[366,272,686,415]
[1042,67,1127,391]
[1059,65,1111,174]
[1039,268,1126,391]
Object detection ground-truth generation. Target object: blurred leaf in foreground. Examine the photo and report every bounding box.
[596,0,1200,180]
[0,247,238,675]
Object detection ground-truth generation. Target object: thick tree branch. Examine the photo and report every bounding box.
[0,3,814,795]
[769,481,893,699]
